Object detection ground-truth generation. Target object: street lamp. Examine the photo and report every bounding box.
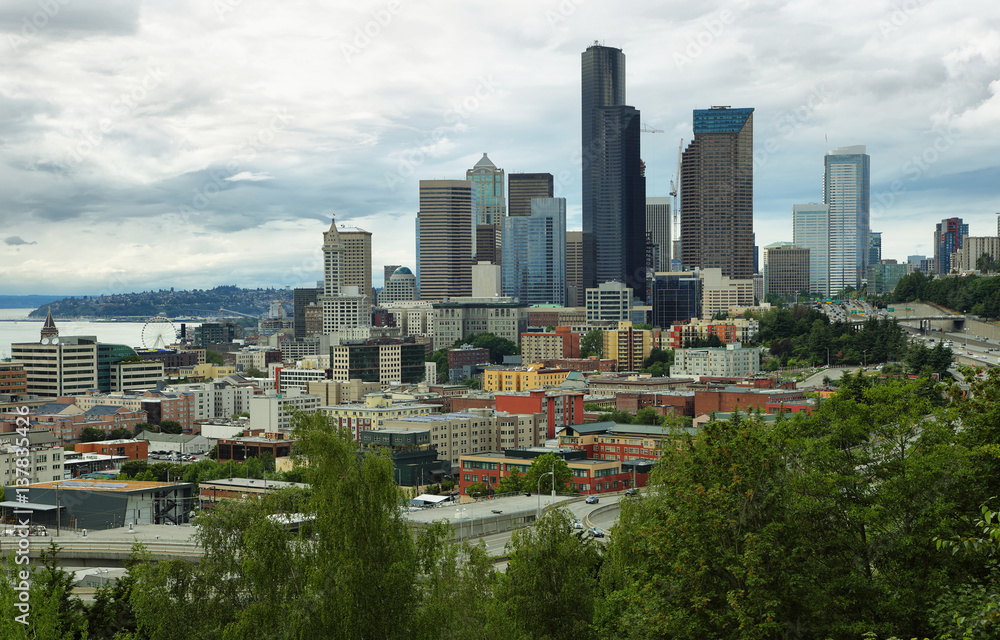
[536,472,554,521]
[862,350,868,368]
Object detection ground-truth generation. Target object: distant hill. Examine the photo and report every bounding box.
[0,295,73,309]
[27,285,293,319]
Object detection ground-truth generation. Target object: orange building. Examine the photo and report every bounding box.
[75,438,149,461]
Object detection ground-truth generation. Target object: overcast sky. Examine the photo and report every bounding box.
[0,0,998,295]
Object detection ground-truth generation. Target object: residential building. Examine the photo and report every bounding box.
[520,327,580,363]
[248,388,322,432]
[483,365,571,393]
[663,317,759,348]
[381,301,435,337]
[586,376,692,395]
[603,321,654,372]
[172,380,253,421]
[322,286,371,339]
[447,346,491,377]
[824,146,871,291]
[193,322,243,348]
[275,366,329,393]
[21,403,148,445]
[952,236,1000,272]
[762,243,810,299]
[495,389,585,439]
[649,271,701,329]
[381,266,418,304]
[586,281,632,323]
[559,421,684,465]
[793,203,831,296]
[216,434,295,463]
[508,172,553,217]
[670,343,761,379]
[646,197,672,272]
[502,197,567,305]
[458,448,641,497]
[76,438,149,462]
[359,428,448,486]
[431,297,527,351]
[581,43,646,298]
[417,179,474,300]
[0,431,64,484]
[306,379,380,405]
[680,106,755,278]
[322,394,439,441]
[527,307,587,329]
[108,360,164,393]
[935,217,970,274]
[0,362,27,395]
[701,268,755,319]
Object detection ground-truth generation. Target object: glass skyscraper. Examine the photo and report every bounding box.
[650,272,701,329]
[680,106,755,279]
[934,217,969,274]
[581,44,646,299]
[823,145,870,293]
[793,204,831,297]
[501,198,566,306]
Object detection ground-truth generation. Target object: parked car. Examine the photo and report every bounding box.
[585,496,599,504]
[588,527,605,538]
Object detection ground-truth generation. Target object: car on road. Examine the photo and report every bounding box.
[585,496,599,504]
[588,527,605,538]
[572,519,584,530]
[624,488,639,497]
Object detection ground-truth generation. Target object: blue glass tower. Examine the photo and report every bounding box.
[501,198,567,305]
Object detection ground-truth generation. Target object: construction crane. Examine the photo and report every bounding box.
[669,138,683,268]
[639,123,663,134]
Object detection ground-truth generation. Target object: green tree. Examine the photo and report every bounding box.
[523,453,572,494]
[133,421,154,435]
[496,508,601,640]
[467,481,489,499]
[425,349,449,383]
[244,365,265,378]
[205,349,224,365]
[580,328,604,359]
[634,407,661,426]
[109,427,133,440]
[159,420,183,434]
[455,333,519,364]
[496,470,525,495]
[596,410,633,424]
[80,427,106,443]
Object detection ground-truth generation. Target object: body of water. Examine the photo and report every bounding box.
[0,309,199,359]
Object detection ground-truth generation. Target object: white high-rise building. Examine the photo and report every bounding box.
[793,204,831,297]
[824,146,870,294]
[320,216,372,340]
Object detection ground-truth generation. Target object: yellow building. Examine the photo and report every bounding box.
[603,321,654,372]
[483,365,570,393]
[179,363,238,378]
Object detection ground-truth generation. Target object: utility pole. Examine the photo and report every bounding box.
[55,482,60,537]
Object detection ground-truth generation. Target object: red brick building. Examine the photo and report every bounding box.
[447,347,491,371]
[495,390,585,439]
[76,438,149,461]
[539,358,617,373]
[614,392,695,417]
[0,362,27,395]
[693,388,806,416]
[520,327,580,362]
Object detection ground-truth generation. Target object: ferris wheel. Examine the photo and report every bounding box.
[142,317,177,349]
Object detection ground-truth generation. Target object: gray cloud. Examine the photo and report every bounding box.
[4,236,35,245]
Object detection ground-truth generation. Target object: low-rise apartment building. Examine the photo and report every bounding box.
[320,394,440,441]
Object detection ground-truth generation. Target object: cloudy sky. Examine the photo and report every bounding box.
[0,0,998,296]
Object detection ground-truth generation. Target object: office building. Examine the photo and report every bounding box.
[650,271,701,329]
[330,338,427,386]
[866,260,909,294]
[646,197,672,272]
[581,43,646,298]
[520,327,580,363]
[467,153,505,264]
[951,236,1000,273]
[502,197,567,306]
[934,217,969,274]
[323,395,439,441]
[471,261,502,298]
[701,268,755,320]
[763,243,810,299]
[663,317,759,349]
[585,281,633,323]
[11,315,98,398]
[322,217,345,298]
[824,146,871,291]
[566,231,585,307]
[793,204,831,297]
[248,388,322,431]
[680,106,755,278]
[417,180,474,301]
[508,173,553,217]
[383,265,401,289]
[293,287,321,339]
[483,365,571,393]
[869,231,882,267]
[431,297,527,350]
[381,266,418,305]
[339,224,372,299]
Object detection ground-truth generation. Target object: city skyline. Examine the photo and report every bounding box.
[1,1,998,294]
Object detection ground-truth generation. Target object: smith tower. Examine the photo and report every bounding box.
[680,106,755,278]
[581,43,646,299]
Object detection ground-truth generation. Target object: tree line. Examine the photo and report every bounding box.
[892,270,1000,318]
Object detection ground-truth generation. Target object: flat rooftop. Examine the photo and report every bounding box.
[200,477,309,490]
[29,480,191,493]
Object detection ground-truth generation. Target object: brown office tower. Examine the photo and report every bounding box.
[680,106,755,278]
[338,225,372,299]
[417,180,473,301]
[566,231,584,307]
[508,173,554,217]
[476,224,499,265]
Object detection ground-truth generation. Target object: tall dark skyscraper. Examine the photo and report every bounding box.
[508,173,554,217]
[680,106,755,279]
[581,43,646,299]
